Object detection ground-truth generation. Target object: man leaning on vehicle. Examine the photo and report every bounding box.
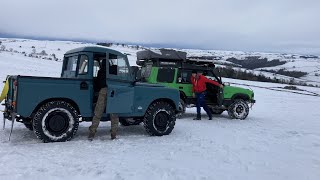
[191,70,223,120]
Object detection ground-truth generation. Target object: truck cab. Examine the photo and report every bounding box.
[3,46,180,142]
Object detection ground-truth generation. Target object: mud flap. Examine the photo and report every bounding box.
[2,114,5,130]
[8,113,16,141]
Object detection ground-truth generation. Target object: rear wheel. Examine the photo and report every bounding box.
[227,99,249,120]
[33,101,79,143]
[143,101,176,136]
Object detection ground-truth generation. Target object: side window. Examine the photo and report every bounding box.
[141,64,152,78]
[78,55,88,75]
[109,53,129,78]
[205,70,219,82]
[93,60,100,77]
[65,56,78,72]
[157,68,175,83]
[177,69,192,84]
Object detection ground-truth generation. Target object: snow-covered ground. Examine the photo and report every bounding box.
[0,39,320,180]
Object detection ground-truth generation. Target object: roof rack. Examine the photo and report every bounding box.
[136,49,215,68]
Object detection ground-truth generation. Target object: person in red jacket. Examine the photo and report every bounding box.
[191,70,223,120]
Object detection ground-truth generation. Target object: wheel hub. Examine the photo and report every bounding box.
[45,111,69,135]
[154,112,169,131]
[236,105,244,114]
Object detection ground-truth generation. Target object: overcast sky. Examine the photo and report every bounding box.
[1,0,320,54]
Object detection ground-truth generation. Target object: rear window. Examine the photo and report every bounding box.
[64,56,78,72]
[157,68,175,83]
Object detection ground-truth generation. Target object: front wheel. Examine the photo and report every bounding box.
[177,98,186,118]
[33,101,79,143]
[227,99,249,120]
[143,101,176,136]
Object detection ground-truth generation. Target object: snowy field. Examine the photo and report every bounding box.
[0,48,320,180]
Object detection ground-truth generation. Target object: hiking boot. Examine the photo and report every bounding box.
[193,117,201,120]
[208,117,212,120]
[88,132,95,141]
[111,132,117,140]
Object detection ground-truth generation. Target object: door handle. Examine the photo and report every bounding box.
[80,81,88,90]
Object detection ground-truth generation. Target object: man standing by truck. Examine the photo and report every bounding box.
[191,70,223,120]
[88,59,119,140]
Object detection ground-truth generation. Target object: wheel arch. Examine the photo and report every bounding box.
[231,93,250,101]
[148,98,178,112]
[179,91,187,101]
[31,98,81,117]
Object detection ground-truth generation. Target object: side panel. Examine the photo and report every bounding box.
[223,86,253,99]
[16,77,93,117]
[127,85,180,117]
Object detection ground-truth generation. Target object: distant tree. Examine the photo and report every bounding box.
[0,41,2,45]
[52,53,57,61]
[9,48,13,52]
[40,50,47,56]
[32,46,35,48]
[57,48,61,51]
[19,46,22,48]
[289,78,295,85]
[0,45,5,51]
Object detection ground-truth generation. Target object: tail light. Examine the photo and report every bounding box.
[12,101,16,108]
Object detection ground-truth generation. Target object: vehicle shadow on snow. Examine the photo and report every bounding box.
[1,128,39,144]
[1,123,149,144]
[179,112,231,120]
[73,123,148,141]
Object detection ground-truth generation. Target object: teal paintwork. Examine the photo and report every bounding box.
[7,46,180,119]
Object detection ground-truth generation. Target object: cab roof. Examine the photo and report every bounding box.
[65,46,125,56]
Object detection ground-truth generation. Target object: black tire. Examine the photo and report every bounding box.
[143,101,176,136]
[32,101,79,143]
[177,98,186,118]
[119,118,142,126]
[210,108,224,115]
[227,99,249,120]
[24,123,33,131]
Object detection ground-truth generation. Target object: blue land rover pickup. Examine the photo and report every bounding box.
[3,46,180,142]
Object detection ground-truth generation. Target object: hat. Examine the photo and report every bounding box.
[192,70,197,74]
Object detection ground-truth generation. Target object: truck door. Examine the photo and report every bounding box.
[206,70,224,105]
[106,53,134,114]
[62,54,93,117]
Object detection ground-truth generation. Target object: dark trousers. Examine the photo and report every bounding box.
[196,91,212,118]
